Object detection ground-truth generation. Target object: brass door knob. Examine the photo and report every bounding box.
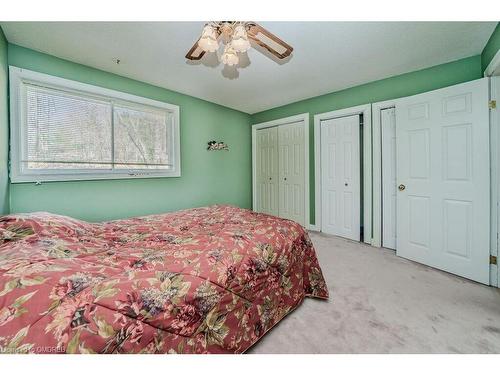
[398,184,406,191]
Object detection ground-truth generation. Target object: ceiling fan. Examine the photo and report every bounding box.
[185,22,293,67]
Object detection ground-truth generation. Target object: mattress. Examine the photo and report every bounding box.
[0,205,328,353]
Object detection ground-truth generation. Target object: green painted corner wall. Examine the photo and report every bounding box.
[7,44,252,222]
[251,55,483,225]
[481,22,500,73]
[0,29,8,215]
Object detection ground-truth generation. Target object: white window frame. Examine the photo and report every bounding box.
[9,66,181,183]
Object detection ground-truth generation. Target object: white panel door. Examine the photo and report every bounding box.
[255,127,279,216]
[381,108,397,249]
[278,121,305,225]
[321,115,360,240]
[396,78,490,284]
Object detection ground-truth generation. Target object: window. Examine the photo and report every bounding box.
[9,67,180,182]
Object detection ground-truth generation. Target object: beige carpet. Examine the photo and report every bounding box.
[248,232,500,353]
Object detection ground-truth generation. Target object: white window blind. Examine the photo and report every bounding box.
[10,67,180,182]
[26,84,113,170]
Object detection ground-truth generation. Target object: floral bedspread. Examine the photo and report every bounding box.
[0,205,328,354]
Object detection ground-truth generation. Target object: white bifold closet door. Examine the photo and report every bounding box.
[278,122,306,225]
[255,126,279,216]
[320,115,360,240]
[254,121,306,226]
[381,108,397,249]
[396,78,490,284]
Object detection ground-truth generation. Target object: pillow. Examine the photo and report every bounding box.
[0,212,96,240]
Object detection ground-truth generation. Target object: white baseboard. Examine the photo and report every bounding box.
[307,224,320,232]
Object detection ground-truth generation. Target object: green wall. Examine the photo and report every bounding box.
[4,24,497,223]
[251,55,483,225]
[7,44,252,222]
[481,22,500,73]
[0,29,8,215]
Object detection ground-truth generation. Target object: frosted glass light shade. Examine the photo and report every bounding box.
[198,25,219,52]
[221,44,239,66]
[231,24,251,52]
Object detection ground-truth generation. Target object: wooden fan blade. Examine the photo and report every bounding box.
[185,39,206,61]
[246,22,293,59]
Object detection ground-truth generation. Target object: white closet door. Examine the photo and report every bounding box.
[381,108,397,249]
[396,78,490,284]
[255,127,279,216]
[321,115,360,240]
[278,121,306,225]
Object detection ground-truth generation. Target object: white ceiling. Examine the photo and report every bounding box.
[1,22,496,114]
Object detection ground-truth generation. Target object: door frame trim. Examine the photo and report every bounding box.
[251,113,310,228]
[314,104,372,245]
[371,99,397,248]
[484,49,500,77]
[490,76,499,287]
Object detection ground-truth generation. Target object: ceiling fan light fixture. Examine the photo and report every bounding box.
[231,24,251,53]
[221,44,239,66]
[198,24,219,52]
[186,22,293,72]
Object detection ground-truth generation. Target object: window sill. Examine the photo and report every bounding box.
[10,171,182,183]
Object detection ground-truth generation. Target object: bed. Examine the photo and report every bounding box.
[0,205,328,354]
